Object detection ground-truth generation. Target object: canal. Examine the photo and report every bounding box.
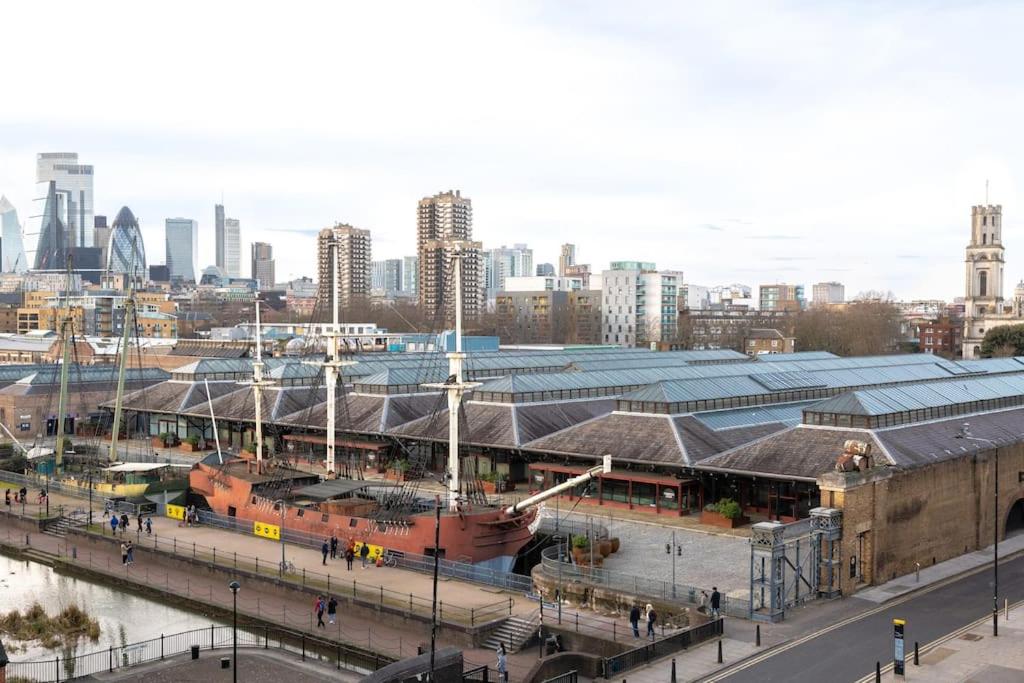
[0,551,225,662]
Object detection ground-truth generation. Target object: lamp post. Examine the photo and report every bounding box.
[273,499,285,576]
[956,423,1001,637]
[228,580,240,683]
[665,531,682,599]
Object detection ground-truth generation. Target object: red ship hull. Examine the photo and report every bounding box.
[190,461,537,569]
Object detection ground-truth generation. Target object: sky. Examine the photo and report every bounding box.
[1,1,1023,299]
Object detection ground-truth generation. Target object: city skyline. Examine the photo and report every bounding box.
[2,3,1024,297]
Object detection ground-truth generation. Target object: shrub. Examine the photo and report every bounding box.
[184,435,200,447]
[572,534,589,549]
[716,497,742,520]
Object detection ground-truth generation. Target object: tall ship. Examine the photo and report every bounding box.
[189,242,609,570]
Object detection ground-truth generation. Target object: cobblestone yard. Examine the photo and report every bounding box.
[551,509,752,597]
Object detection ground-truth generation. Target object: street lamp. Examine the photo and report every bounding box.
[273,499,286,576]
[956,423,1002,637]
[228,580,240,683]
[665,530,682,599]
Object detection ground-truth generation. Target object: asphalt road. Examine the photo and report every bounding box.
[717,553,1024,683]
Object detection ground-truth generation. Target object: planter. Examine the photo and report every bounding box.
[609,537,620,553]
[700,510,749,529]
[571,547,589,564]
[152,436,166,448]
[179,442,200,452]
[481,479,514,494]
[597,540,612,558]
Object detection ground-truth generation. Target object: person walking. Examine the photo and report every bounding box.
[710,587,721,619]
[496,643,508,683]
[330,534,338,560]
[359,542,370,569]
[344,546,354,571]
[103,501,112,519]
[145,517,153,535]
[629,604,641,638]
[126,541,135,565]
[321,539,329,566]
[19,486,27,504]
[120,541,128,565]
[4,489,9,508]
[120,513,130,536]
[645,603,657,641]
[315,596,326,628]
[137,513,144,532]
[327,596,338,625]
[110,515,119,535]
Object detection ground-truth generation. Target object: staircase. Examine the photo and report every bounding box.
[41,509,88,539]
[482,612,540,653]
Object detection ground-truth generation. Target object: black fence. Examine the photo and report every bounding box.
[602,618,723,678]
[7,623,390,683]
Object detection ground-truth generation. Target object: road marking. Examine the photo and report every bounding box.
[700,549,1024,682]
[851,598,1024,683]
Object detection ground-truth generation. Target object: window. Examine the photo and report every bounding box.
[980,271,988,297]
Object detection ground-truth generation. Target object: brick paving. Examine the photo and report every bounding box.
[77,648,356,682]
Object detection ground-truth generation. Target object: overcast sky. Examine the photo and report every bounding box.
[1,1,1023,299]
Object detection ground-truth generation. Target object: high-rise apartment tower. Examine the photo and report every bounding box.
[317,224,372,311]
[417,190,483,323]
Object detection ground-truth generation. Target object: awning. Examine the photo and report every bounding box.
[293,479,373,501]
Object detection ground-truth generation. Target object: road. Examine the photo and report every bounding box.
[716,553,1024,683]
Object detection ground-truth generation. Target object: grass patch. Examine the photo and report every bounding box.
[0,602,101,649]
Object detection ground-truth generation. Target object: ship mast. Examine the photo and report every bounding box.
[54,256,74,476]
[320,236,355,477]
[107,260,137,463]
[425,243,481,511]
[250,295,268,469]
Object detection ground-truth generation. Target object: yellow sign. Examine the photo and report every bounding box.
[254,521,281,540]
[353,540,384,560]
[166,504,185,521]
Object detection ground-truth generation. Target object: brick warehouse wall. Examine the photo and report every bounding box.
[819,442,1024,595]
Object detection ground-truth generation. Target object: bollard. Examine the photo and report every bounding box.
[756,624,761,647]
[913,641,919,666]
[670,658,677,683]
[915,562,920,583]
[717,640,723,664]
[72,546,77,560]
[1006,598,1010,621]
[875,661,881,682]
[575,612,579,632]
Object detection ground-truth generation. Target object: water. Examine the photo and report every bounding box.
[0,552,224,662]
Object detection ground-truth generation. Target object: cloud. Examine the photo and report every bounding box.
[698,224,725,231]
[746,235,802,241]
[767,256,814,262]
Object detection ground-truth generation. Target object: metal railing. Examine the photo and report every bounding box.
[602,618,723,678]
[542,671,578,683]
[0,470,156,516]
[87,524,512,627]
[463,664,494,682]
[539,546,749,617]
[172,506,535,594]
[6,623,388,683]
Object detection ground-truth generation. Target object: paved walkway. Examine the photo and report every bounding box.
[869,603,1024,682]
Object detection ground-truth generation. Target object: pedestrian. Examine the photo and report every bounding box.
[327,596,338,625]
[120,513,129,536]
[315,596,325,628]
[344,546,354,571]
[710,586,721,619]
[330,534,338,560]
[496,643,508,683]
[4,489,9,507]
[645,603,657,641]
[359,542,369,569]
[126,541,135,565]
[110,515,119,535]
[120,541,128,565]
[321,539,329,566]
[629,604,641,638]
[103,501,111,519]
[19,486,26,504]
[145,517,153,535]
[137,513,143,531]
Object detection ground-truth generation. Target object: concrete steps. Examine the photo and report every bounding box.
[482,614,539,653]
[21,547,57,566]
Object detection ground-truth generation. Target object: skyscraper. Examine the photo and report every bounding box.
[106,206,147,277]
[812,282,845,306]
[214,204,225,271]
[251,242,275,289]
[36,152,94,248]
[559,243,576,277]
[372,259,403,293]
[536,263,555,276]
[93,215,110,270]
[165,218,198,282]
[224,217,241,278]
[0,196,27,273]
[33,181,68,271]
[317,224,372,311]
[417,190,482,323]
[484,244,533,301]
[402,256,418,296]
